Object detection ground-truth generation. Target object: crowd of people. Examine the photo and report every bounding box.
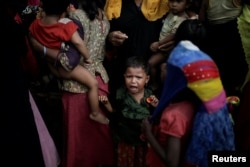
[2,0,250,167]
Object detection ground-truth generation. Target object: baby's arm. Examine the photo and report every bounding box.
[29,33,59,62]
[71,31,91,64]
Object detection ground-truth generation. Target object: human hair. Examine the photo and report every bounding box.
[4,0,28,14]
[174,19,207,49]
[169,0,191,3]
[77,0,106,20]
[242,0,250,5]
[41,0,70,15]
[124,56,150,75]
[171,87,201,107]
[169,0,191,6]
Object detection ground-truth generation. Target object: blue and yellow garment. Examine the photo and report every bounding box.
[150,41,235,167]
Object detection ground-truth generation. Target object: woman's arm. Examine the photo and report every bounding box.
[158,33,175,52]
[198,0,209,22]
[28,33,59,62]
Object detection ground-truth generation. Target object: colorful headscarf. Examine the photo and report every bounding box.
[104,0,169,21]
[150,41,235,167]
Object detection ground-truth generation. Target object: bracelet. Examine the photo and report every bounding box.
[43,46,47,57]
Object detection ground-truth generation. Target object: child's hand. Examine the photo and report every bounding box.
[99,95,114,113]
[146,95,159,107]
[99,95,109,104]
[83,57,92,68]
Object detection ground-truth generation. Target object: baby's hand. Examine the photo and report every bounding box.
[99,95,109,104]
[83,58,92,68]
[146,95,159,107]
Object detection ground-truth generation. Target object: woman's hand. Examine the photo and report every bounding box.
[29,33,59,62]
[108,31,128,46]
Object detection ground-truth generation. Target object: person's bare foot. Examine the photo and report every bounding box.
[89,112,109,125]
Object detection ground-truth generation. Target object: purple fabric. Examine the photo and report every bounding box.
[62,19,84,70]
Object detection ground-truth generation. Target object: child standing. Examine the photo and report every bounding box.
[142,41,235,167]
[29,0,108,124]
[106,56,159,167]
[148,0,191,91]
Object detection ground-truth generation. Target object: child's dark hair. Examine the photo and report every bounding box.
[124,56,150,75]
[78,0,106,20]
[42,0,70,15]
[169,0,191,3]
[243,0,250,5]
[174,19,207,49]
[171,88,201,108]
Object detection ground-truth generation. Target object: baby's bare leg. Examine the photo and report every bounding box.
[67,65,109,124]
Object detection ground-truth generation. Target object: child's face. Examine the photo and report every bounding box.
[168,0,188,15]
[124,67,149,95]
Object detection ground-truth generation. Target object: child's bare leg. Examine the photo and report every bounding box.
[148,53,166,90]
[60,65,109,124]
[88,80,109,124]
